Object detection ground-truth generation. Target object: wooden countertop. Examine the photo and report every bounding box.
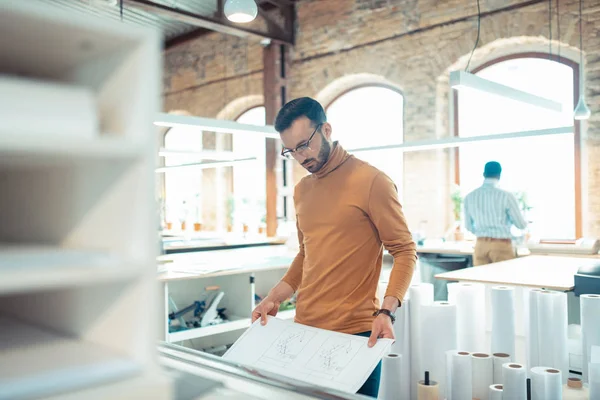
[157,246,296,282]
[434,255,600,291]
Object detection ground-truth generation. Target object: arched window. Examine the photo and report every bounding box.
[455,54,579,239]
[231,106,266,232]
[326,85,404,193]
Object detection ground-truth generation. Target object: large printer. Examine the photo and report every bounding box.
[158,343,369,400]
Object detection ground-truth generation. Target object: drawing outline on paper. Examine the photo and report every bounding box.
[261,325,316,364]
[305,337,362,376]
[222,317,393,394]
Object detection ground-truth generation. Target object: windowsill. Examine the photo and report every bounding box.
[161,232,288,254]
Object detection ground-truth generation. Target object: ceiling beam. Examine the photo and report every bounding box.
[124,0,294,45]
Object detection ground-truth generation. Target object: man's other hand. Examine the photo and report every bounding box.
[368,314,395,347]
[251,297,281,326]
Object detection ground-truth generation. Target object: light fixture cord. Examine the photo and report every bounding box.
[548,0,552,61]
[579,0,584,73]
[465,0,481,72]
[556,0,561,62]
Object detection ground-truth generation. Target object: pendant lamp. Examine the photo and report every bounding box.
[574,0,591,120]
[224,0,258,23]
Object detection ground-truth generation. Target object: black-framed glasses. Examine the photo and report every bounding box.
[280,124,322,159]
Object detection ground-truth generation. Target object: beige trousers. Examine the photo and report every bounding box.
[473,237,516,266]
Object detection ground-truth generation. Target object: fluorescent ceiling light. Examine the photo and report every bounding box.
[224,0,258,23]
[348,126,572,154]
[155,157,257,173]
[155,113,279,139]
[450,70,563,113]
[158,148,244,161]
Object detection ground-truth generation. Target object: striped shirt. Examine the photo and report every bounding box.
[463,179,528,239]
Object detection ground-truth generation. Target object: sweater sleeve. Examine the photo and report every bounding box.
[280,218,305,292]
[367,172,417,303]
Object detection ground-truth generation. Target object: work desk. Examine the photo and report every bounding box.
[434,255,600,291]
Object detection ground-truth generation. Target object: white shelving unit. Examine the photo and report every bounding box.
[0,1,171,399]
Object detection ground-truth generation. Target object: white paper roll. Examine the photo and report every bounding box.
[446,351,471,400]
[489,384,503,400]
[545,368,562,400]
[389,299,410,400]
[380,353,403,400]
[502,363,527,400]
[447,282,459,303]
[472,353,493,400]
[527,289,544,369]
[454,283,486,353]
[581,294,600,383]
[536,291,569,382]
[491,286,516,358]
[421,301,457,400]
[590,362,600,400]
[409,284,434,400]
[493,353,512,384]
[530,366,550,400]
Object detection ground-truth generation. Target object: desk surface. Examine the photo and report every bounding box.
[434,255,600,291]
[157,246,296,282]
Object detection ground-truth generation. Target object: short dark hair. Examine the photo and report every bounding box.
[274,97,327,133]
[484,161,502,178]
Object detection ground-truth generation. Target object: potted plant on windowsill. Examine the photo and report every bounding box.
[451,185,464,241]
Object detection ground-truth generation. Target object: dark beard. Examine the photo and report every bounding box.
[305,135,331,173]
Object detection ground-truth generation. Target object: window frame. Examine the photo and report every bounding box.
[452,52,582,238]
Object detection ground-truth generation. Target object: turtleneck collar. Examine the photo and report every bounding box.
[313,141,352,178]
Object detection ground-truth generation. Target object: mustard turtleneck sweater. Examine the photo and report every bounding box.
[282,142,417,334]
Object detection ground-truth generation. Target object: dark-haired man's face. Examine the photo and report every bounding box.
[280,117,332,173]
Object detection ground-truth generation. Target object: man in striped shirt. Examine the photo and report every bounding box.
[463,161,528,266]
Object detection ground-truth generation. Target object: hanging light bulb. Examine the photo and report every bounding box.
[574,0,591,120]
[224,0,258,23]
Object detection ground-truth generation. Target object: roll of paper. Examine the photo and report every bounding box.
[417,376,439,400]
[389,299,410,400]
[421,301,457,400]
[446,282,459,303]
[446,351,472,400]
[472,353,493,400]
[562,378,589,400]
[527,289,544,369]
[491,286,516,358]
[581,294,600,383]
[545,368,562,400]
[536,291,569,382]
[489,384,503,400]
[454,283,486,353]
[410,284,434,399]
[502,363,527,400]
[493,353,512,384]
[589,362,600,400]
[380,354,403,400]
[530,366,550,399]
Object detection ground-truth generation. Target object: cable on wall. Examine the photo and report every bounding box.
[465,0,481,72]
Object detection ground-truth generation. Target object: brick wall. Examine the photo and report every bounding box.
[164,0,600,238]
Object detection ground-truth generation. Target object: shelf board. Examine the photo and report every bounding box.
[169,318,252,342]
[0,246,141,295]
[0,135,144,167]
[168,310,297,342]
[0,316,140,400]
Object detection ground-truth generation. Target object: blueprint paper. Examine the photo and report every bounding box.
[222,317,393,394]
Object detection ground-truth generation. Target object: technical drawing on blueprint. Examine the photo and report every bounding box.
[223,317,392,394]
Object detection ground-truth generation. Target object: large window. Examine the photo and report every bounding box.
[326,86,404,191]
[231,106,267,233]
[456,55,578,239]
[163,125,204,232]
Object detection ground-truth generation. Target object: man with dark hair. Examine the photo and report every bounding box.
[252,97,416,397]
[463,161,528,266]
